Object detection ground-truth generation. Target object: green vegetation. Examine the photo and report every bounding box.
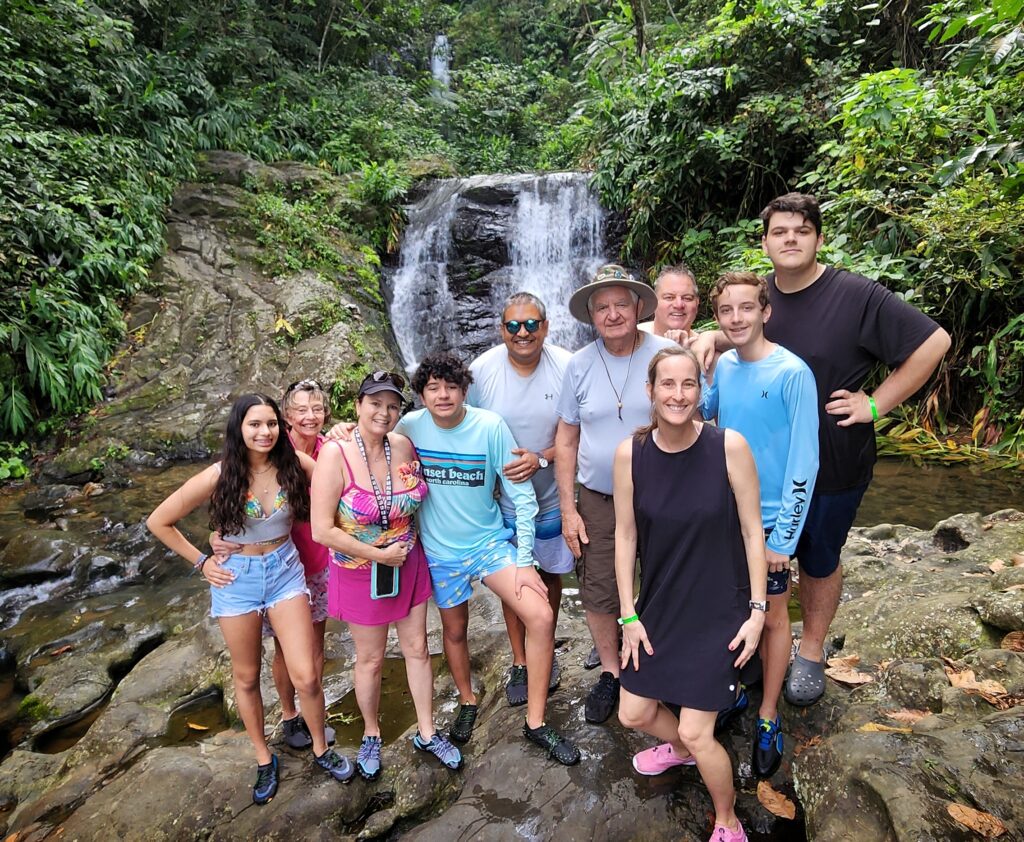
[579,0,1024,458]
[18,694,56,722]
[2,0,1022,459]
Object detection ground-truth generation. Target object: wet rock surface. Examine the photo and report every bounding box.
[44,152,400,482]
[2,481,1023,839]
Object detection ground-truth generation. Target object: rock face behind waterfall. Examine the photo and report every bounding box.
[387,173,623,368]
[46,152,400,482]
[2,495,1022,840]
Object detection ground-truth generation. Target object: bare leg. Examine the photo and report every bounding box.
[346,621,389,737]
[270,638,298,719]
[586,610,621,677]
[267,595,327,755]
[395,601,436,739]
[797,566,842,661]
[678,708,740,831]
[618,687,689,755]
[759,586,792,721]
[501,601,528,666]
[541,570,563,626]
[218,612,271,765]
[482,565,554,730]
[438,602,476,705]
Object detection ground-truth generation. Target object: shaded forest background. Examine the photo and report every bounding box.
[1,0,1022,464]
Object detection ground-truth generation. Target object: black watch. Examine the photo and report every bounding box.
[748,600,768,612]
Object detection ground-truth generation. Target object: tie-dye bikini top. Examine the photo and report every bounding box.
[330,442,428,569]
[215,463,292,545]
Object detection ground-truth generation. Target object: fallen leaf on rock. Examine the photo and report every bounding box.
[885,708,930,724]
[861,589,875,597]
[826,654,861,669]
[989,560,1006,573]
[1004,583,1024,592]
[48,644,74,657]
[1002,631,1024,652]
[944,667,1007,696]
[858,722,912,733]
[825,666,874,686]
[82,481,104,497]
[878,659,893,671]
[961,572,988,578]
[1012,553,1024,567]
[982,522,994,531]
[946,803,1007,837]
[186,722,209,731]
[793,735,823,756]
[757,781,796,820]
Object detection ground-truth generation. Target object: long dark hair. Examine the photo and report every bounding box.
[209,394,310,536]
[634,347,701,442]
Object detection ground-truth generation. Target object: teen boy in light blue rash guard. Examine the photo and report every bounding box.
[701,272,818,781]
[395,353,580,766]
[398,404,538,569]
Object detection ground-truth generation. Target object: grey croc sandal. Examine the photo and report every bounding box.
[784,652,826,706]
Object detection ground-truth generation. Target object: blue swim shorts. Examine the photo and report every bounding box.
[503,509,575,576]
[210,540,310,619]
[794,484,869,579]
[425,536,517,609]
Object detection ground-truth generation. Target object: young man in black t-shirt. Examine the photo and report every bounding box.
[695,193,950,707]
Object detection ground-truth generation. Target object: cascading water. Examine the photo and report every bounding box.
[388,180,461,369]
[387,173,611,367]
[502,173,604,351]
[430,34,452,89]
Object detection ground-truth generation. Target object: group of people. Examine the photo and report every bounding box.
[146,192,949,841]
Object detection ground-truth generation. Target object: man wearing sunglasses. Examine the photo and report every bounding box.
[468,292,574,710]
[555,265,676,725]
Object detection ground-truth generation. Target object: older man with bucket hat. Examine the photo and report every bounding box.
[554,265,676,724]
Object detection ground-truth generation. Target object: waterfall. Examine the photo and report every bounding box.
[503,173,604,352]
[388,173,611,368]
[430,34,451,89]
[389,180,461,369]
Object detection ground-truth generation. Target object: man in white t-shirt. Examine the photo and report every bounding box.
[638,264,700,344]
[468,292,574,708]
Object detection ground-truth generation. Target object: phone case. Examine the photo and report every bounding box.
[370,561,400,599]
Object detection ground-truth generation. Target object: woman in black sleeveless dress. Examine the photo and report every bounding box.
[613,347,767,842]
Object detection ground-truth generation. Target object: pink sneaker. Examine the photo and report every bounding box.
[631,742,697,775]
[709,821,748,842]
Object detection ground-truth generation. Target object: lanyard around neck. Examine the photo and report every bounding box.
[354,430,392,531]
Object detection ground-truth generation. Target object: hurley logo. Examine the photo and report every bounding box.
[761,390,769,399]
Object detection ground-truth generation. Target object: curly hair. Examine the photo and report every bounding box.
[209,394,310,536]
[411,352,473,394]
[711,271,770,312]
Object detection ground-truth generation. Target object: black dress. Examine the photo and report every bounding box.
[619,424,751,712]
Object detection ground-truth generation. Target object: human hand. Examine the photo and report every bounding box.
[826,389,875,427]
[765,547,790,573]
[664,328,693,347]
[202,557,235,588]
[728,613,765,668]
[502,449,540,483]
[326,421,357,442]
[376,540,410,567]
[689,331,717,373]
[514,565,549,600]
[561,507,590,558]
[620,620,654,671]
[209,531,241,561]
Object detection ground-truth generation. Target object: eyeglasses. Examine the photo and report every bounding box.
[504,319,544,335]
[361,370,407,390]
[285,378,323,395]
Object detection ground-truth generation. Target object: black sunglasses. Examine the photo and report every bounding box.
[285,378,323,395]
[361,370,407,390]
[504,319,545,335]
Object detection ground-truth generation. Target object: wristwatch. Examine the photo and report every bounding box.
[748,600,768,612]
[537,454,549,469]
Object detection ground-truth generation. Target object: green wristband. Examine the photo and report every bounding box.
[617,613,639,626]
[868,396,879,421]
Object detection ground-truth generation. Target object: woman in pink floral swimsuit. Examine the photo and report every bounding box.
[311,371,462,780]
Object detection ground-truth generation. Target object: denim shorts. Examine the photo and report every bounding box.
[425,536,517,609]
[262,566,328,637]
[210,540,310,619]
